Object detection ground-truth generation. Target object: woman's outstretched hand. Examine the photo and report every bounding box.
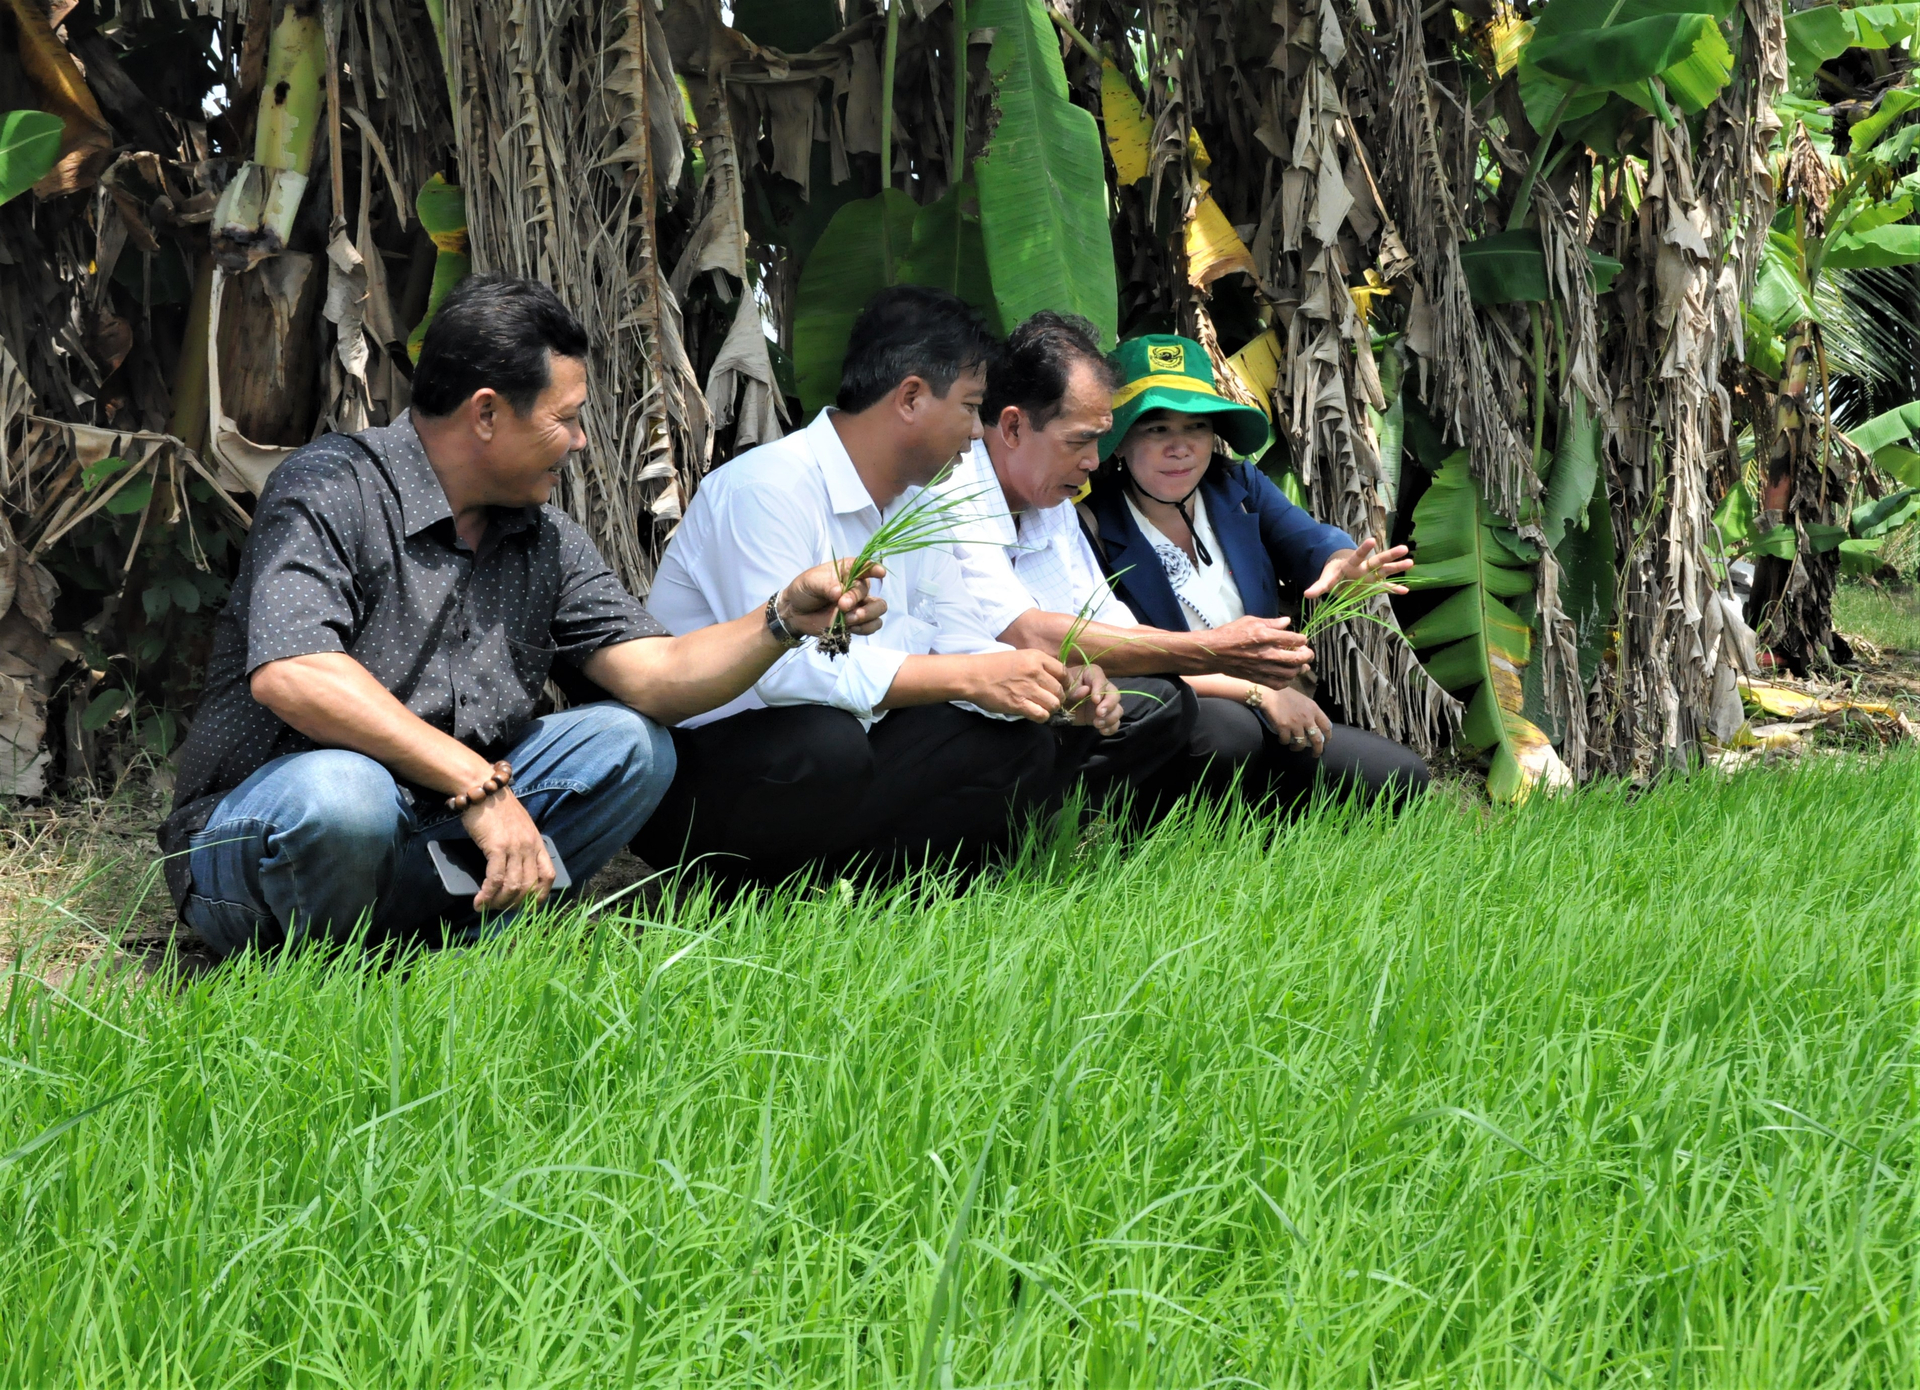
[1303,539,1413,600]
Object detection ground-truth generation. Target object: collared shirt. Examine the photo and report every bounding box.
[160,412,662,898]
[646,408,1009,728]
[940,440,1137,635]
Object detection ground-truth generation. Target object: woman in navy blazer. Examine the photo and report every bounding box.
[1085,335,1429,810]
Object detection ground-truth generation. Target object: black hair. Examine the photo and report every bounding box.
[410,276,591,418]
[983,311,1116,429]
[836,285,999,413]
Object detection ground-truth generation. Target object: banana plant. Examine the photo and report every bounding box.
[1510,0,1737,223]
[1401,453,1572,803]
[1736,10,1920,659]
[789,0,1115,415]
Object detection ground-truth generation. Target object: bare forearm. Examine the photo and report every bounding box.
[250,653,492,793]
[1185,673,1260,702]
[1001,609,1221,678]
[874,653,986,711]
[581,612,786,725]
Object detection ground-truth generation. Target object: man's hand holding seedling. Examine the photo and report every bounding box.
[1064,663,1123,735]
[775,559,889,641]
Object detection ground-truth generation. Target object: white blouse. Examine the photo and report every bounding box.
[1125,490,1247,631]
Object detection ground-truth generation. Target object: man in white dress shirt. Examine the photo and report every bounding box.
[937,312,1323,811]
[640,288,1121,885]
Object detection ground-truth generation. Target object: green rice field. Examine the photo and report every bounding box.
[1835,582,1920,654]
[2,753,1915,1386]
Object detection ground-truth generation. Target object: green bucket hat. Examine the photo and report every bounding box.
[1099,334,1273,462]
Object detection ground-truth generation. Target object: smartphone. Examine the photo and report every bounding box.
[428,835,571,895]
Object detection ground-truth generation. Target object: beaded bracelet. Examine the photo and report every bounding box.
[446,760,513,813]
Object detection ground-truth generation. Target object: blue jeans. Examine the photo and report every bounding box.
[181,703,675,956]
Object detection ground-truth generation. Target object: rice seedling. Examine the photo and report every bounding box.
[1051,576,1165,723]
[818,469,994,656]
[1297,573,1401,641]
[2,752,1915,1386]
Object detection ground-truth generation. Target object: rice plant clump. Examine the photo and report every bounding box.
[818,471,991,656]
[1298,573,1401,641]
[1,753,1915,1386]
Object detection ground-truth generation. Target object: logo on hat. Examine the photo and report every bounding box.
[1147,342,1186,374]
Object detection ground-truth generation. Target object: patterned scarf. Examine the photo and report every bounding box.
[1147,536,1236,630]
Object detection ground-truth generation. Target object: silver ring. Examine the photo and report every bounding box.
[1308,727,1324,742]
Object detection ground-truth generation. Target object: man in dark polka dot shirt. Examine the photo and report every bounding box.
[159,278,884,955]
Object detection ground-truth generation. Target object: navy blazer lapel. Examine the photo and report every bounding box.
[1205,467,1280,620]
[1089,486,1188,631]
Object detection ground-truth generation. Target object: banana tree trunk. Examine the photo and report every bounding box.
[210,0,325,271]
[1746,321,1842,675]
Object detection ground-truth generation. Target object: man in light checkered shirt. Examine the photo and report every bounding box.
[934,312,1324,816]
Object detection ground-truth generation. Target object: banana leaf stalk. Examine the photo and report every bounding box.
[816,472,995,656]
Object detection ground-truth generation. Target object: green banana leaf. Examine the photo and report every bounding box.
[1536,398,1615,687]
[1541,397,1602,550]
[1588,248,1624,294]
[1401,453,1569,803]
[1851,486,1920,538]
[1711,479,1758,549]
[1844,399,1920,485]
[897,182,1002,331]
[0,110,63,207]
[970,0,1118,346]
[1743,310,1787,378]
[1847,89,1920,151]
[1554,462,1616,688]
[1840,537,1888,577]
[1786,4,1920,82]
[1371,344,1406,522]
[751,141,866,275]
[1874,444,1920,487]
[1748,231,1815,332]
[1461,230,1551,306]
[1822,223,1920,271]
[1459,230,1622,306]
[1806,523,1848,553]
[791,189,918,415]
[1525,0,1735,118]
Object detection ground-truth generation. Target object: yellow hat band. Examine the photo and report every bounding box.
[1110,372,1224,411]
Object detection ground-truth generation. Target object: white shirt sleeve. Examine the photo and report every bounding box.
[651,478,908,722]
[950,535,1039,640]
[915,543,1017,656]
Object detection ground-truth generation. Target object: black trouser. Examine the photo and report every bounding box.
[1142,694,1431,814]
[634,679,1189,887]
[1052,675,1195,820]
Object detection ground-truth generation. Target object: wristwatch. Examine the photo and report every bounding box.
[764,592,808,650]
